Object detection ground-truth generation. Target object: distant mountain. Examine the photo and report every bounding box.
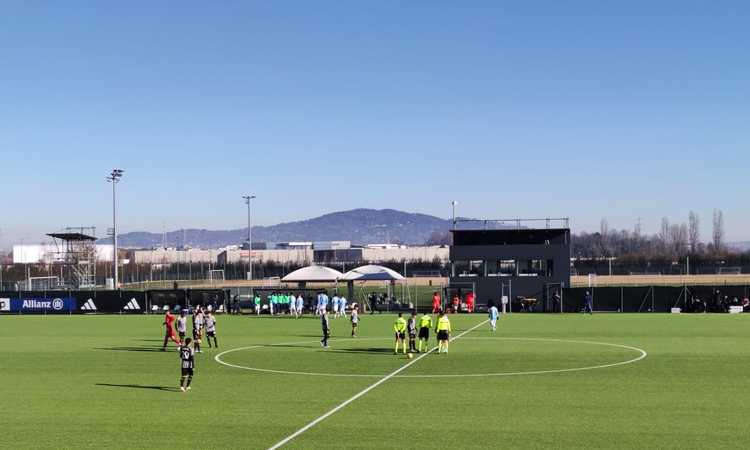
[110,209,455,248]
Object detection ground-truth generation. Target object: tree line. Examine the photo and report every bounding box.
[573,209,731,259]
[424,209,741,262]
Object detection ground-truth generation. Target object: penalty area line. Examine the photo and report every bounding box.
[266,319,489,450]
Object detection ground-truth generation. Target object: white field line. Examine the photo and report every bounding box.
[266,319,489,450]
[216,337,648,379]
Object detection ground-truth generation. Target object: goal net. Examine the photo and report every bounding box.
[27,276,60,290]
[206,270,225,284]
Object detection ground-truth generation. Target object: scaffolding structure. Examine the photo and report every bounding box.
[46,227,98,289]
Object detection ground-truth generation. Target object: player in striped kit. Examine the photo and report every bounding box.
[350,305,359,337]
[192,307,204,353]
[205,311,218,348]
[179,338,195,392]
[407,310,418,353]
[176,310,188,342]
[320,311,330,349]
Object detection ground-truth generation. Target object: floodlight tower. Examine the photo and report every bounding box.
[242,194,256,280]
[451,200,458,230]
[107,169,124,289]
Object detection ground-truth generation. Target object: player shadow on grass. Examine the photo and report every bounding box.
[95,383,180,392]
[95,346,167,352]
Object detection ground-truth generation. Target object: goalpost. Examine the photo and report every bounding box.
[206,269,225,287]
[27,276,60,291]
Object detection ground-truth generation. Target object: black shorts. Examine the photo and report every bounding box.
[178,332,186,339]
[207,330,216,337]
[437,330,449,341]
[181,367,194,376]
[395,332,405,340]
[418,327,429,339]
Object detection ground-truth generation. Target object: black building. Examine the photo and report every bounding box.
[449,224,570,312]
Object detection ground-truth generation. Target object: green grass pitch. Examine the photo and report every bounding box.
[2,312,749,449]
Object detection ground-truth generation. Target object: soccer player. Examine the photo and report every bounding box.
[432,291,441,313]
[394,312,407,354]
[205,311,218,348]
[162,310,180,351]
[584,291,593,315]
[289,293,297,317]
[417,312,432,352]
[254,294,261,315]
[296,294,304,317]
[435,310,451,354]
[332,294,340,318]
[192,307,204,353]
[350,305,359,337]
[179,338,195,392]
[466,291,475,313]
[407,311,418,353]
[317,291,329,315]
[320,311,330,349]
[339,296,348,318]
[489,304,499,331]
[176,310,188,342]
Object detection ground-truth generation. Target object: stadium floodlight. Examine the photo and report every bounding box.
[242,195,257,280]
[451,200,458,230]
[106,169,124,290]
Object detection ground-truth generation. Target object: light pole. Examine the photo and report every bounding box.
[451,200,458,230]
[242,195,256,280]
[107,169,124,289]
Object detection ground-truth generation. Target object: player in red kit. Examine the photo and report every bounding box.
[466,291,475,313]
[432,291,441,314]
[162,310,181,351]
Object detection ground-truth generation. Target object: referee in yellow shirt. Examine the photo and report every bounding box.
[435,309,452,354]
[394,313,407,354]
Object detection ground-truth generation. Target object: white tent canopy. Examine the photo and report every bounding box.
[340,264,405,281]
[281,265,343,283]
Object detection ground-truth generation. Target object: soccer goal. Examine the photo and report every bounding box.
[206,270,225,286]
[27,276,60,290]
[718,267,742,275]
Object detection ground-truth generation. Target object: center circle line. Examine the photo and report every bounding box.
[214,337,648,378]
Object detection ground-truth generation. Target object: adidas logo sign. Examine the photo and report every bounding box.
[81,299,97,311]
[124,298,141,310]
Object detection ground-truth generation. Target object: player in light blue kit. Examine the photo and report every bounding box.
[296,294,304,317]
[489,304,499,331]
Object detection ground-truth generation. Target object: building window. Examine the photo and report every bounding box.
[487,260,516,276]
[453,260,484,277]
[500,260,517,276]
[518,259,552,277]
[470,260,484,276]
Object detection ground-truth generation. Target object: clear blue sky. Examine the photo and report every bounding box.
[1,1,748,247]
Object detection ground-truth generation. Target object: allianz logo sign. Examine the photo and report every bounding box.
[22,298,65,310]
